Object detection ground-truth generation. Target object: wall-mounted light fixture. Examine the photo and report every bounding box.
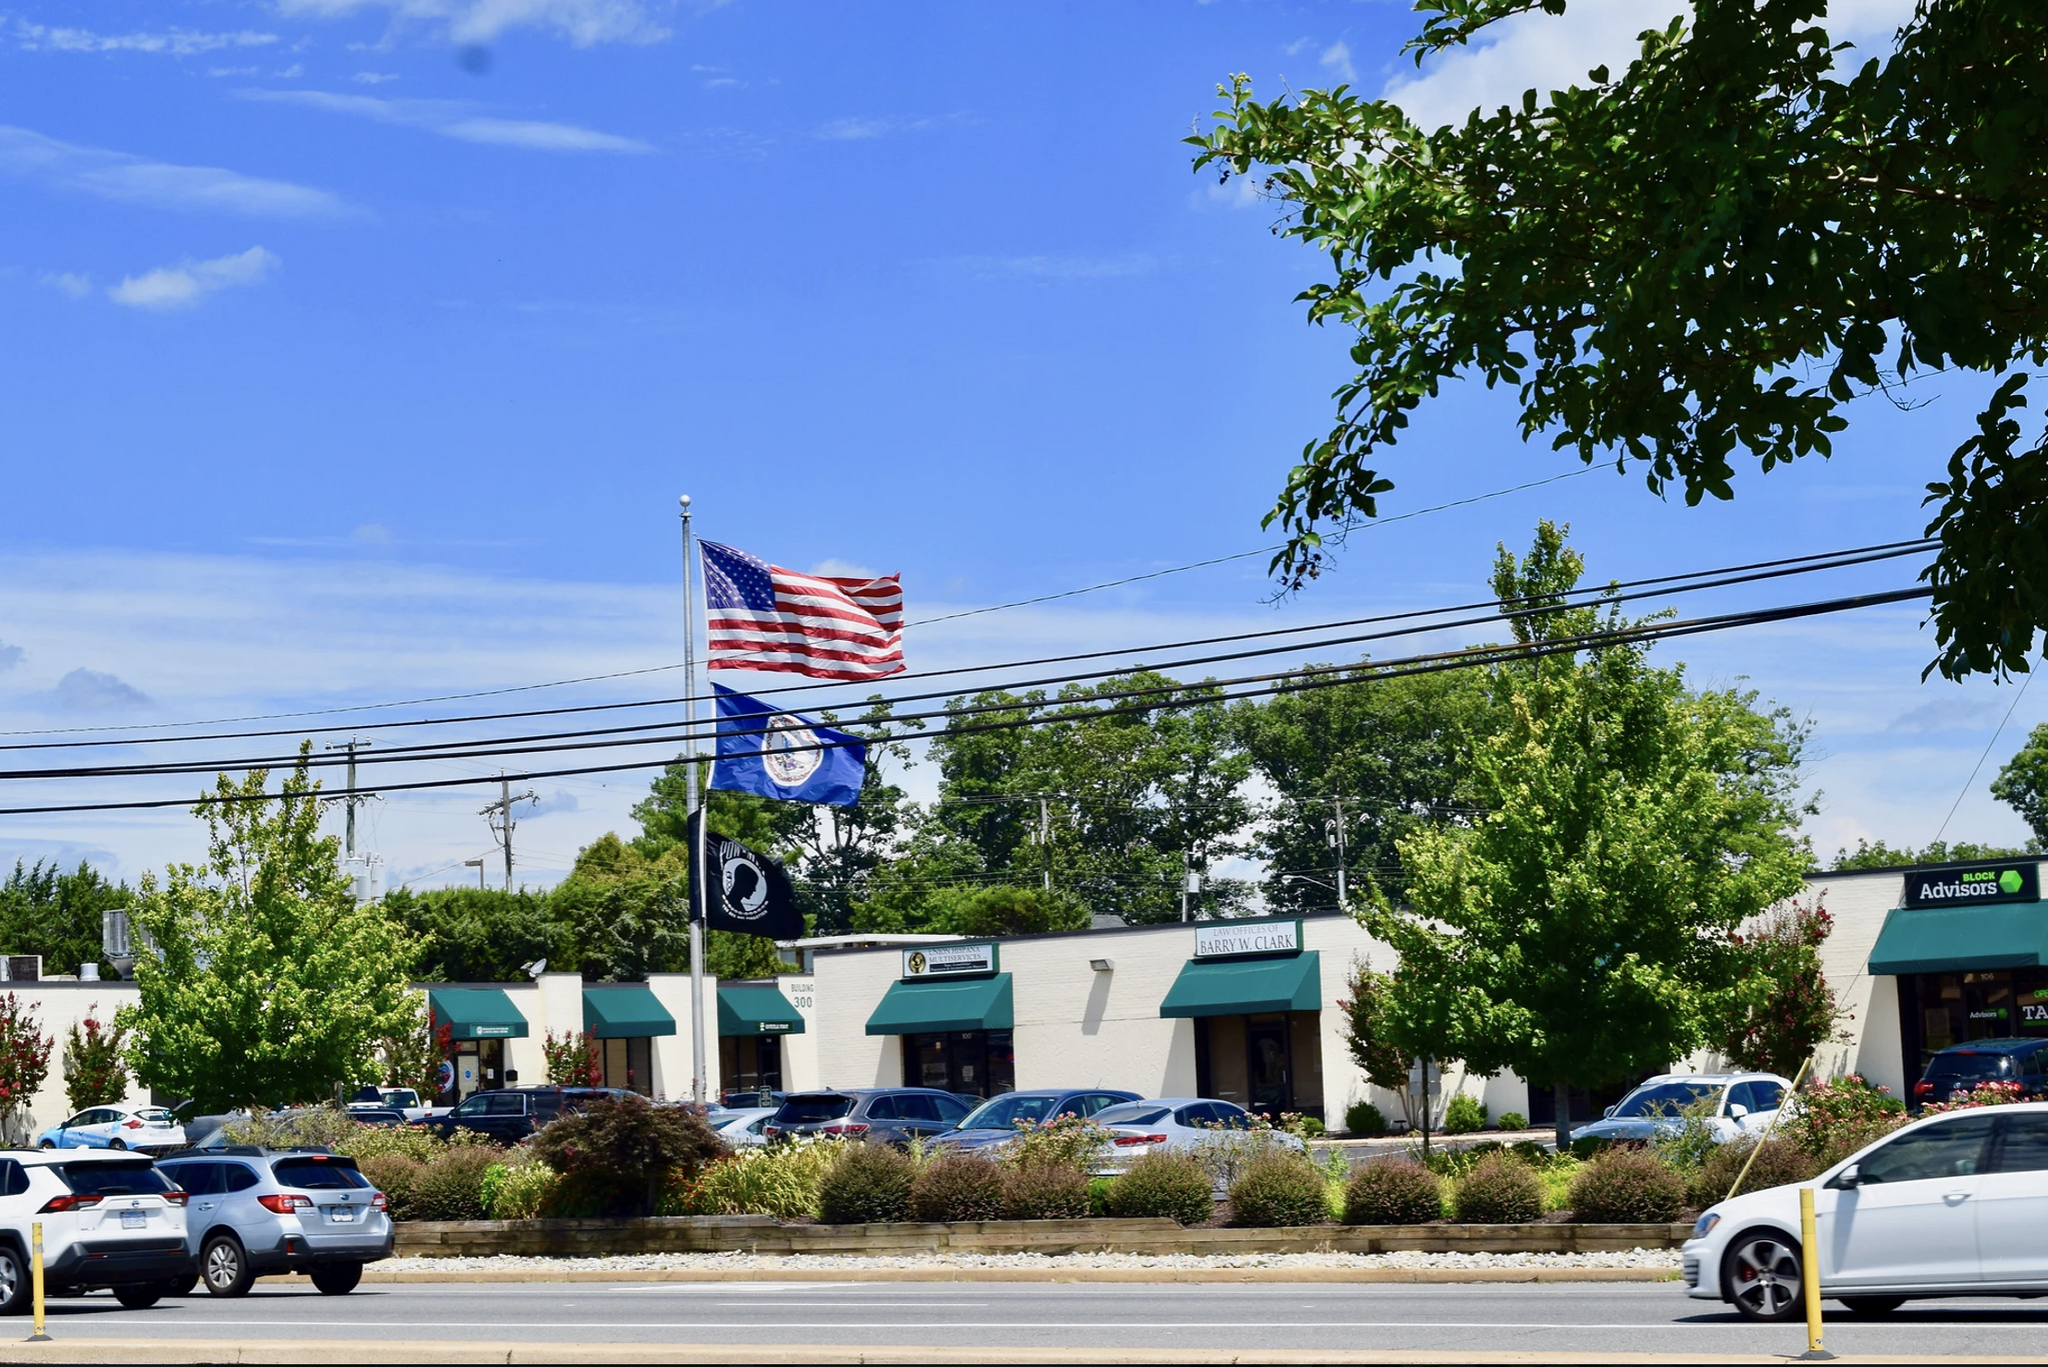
[1089,958,1114,973]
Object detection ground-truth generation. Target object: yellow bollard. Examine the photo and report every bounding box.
[1799,1188,1827,1358]
[26,1219,48,1343]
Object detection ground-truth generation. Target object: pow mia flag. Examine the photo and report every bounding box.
[686,809,802,939]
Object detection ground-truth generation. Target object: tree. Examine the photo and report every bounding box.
[118,751,419,1114]
[374,995,449,1103]
[1720,897,1847,1079]
[0,994,52,1142]
[1191,0,2048,679]
[1831,837,2034,870]
[552,833,783,981]
[62,1007,129,1114]
[384,887,564,983]
[543,1029,602,1086]
[0,860,129,978]
[1992,722,2048,847]
[1237,669,1484,913]
[1360,525,1812,1146]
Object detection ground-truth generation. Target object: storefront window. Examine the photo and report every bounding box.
[1904,969,2048,1073]
[599,1037,652,1095]
[902,1030,1014,1099]
[719,1036,783,1096]
[1193,1012,1323,1122]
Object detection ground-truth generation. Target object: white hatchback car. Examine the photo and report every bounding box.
[0,1149,193,1311]
[713,1108,778,1149]
[1685,1100,2048,1319]
[1091,1098,1307,1176]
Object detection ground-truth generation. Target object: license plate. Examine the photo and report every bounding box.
[327,1209,354,1223]
[120,1211,145,1229]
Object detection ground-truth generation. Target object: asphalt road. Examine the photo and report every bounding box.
[14,1279,2048,1359]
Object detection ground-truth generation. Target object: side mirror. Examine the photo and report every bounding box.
[1602,1106,1616,1118]
[1728,1103,1750,1120]
[1828,1163,1862,1190]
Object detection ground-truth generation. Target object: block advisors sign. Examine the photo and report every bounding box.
[902,943,998,980]
[1193,919,1302,960]
[1904,862,2041,909]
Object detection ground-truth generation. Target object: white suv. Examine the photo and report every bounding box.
[0,1149,192,1311]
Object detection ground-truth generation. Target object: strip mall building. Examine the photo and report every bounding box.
[8,856,2039,1132]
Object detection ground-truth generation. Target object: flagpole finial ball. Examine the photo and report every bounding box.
[679,494,691,508]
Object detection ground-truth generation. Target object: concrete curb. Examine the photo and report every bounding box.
[0,1340,2030,1365]
[333,1266,1679,1285]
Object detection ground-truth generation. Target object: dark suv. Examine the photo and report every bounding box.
[411,1086,633,1143]
[763,1089,975,1145]
[1916,1038,2048,1107]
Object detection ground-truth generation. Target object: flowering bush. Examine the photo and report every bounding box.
[62,1008,129,1113]
[1722,897,1848,1078]
[1922,1079,2026,1114]
[0,994,51,1142]
[1784,1074,1906,1161]
[543,1030,602,1087]
[1277,1111,1327,1138]
[1002,1114,1109,1172]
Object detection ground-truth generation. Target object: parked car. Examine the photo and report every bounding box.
[762,1089,976,1146]
[931,1089,1142,1155]
[411,1086,633,1144]
[1089,1098,1304,1177]
[719,1089,789,1110]
[1569,1073,1792,1145]
[1914,1038,2048,1107]
[158,1147,393,1297]
[342,1106,407,1128]
[1684,1100,2048,1320]
[374,1088,441,1122]
[712,1107,778,1148]
[0,1150,194,1311]
[36,1104,189,1155]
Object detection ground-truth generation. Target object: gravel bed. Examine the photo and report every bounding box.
[385,1248,1679,1273]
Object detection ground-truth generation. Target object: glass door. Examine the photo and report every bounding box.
[1245,1015,1291,1118]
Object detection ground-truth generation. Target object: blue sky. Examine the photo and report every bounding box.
[0,0,2028,891]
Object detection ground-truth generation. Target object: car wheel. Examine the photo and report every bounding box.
[0,1246,28,1316]
[34,1141,51,1150]
[200,1234,253,1297]
[113,1285,162,1309]
[309,1263,362,1295]
[1724,1230,1804,1322]
[107,1138,127,1151]
[1840,1295,1906,1316]
[165,1273,199,1297]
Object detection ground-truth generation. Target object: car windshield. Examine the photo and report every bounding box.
[777,1096,853,1124]
[1612,1082,1721,1119]
[958,1095,1068,1130]
[61,1161,176,1196]
[1927,1051,2014,1081]
[1093,1104,1172,1127]
[381,1090,420,1109]
[271,1157,371,1190]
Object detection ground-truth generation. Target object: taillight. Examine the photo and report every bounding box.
[256,1193,313,1214]
[162,1191,188,1207]
[1113,1134,1167,1146]
[819,1122,869,1136]
[1915,1081,1935,1096]
[371,1192,389,1212]
[123,1119,143,1129]
[38,1195,101,1213]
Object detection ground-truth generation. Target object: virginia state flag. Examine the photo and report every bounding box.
[709,684,868,807]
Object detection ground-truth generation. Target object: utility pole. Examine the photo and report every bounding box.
[1327,794,1349,912]
[1036,796,1052,893]
[324,737,372,862]
[479,775,537,893]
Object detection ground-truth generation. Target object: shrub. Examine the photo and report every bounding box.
[671,1140,834,1220]
[1785,1074,1906,1160]
[1344,1101,1387,1137]
[1195,1125,1298,1190]
[336,1123,448,1164]
[543,1030,602,1087]
[530,1094,725,1217]
[62,1011,128,1114]
[1343,1159,1442,1224]
[1442,1095,1487,1134]
[1086,1175,1114,1217]
[1002,1115,1109,1173]
[910,1155,1007,1222]
[1695,1135,1819,1206]
[480,1159,559,1220]
[357,1153,423,1220]
[1651,1101,1725,1176]
[817,1142,915,1224]
[1002,1163,1091,1220]
[1452,1153,1543,1223]
[1104,1152,1213,1225]
[1229,1151,1332,1227]
[222,1104,366,1151]
[1277,1111,1326,1138]
[1496,1111,1528,1132]
[1509,1140,1548,1166]
[407,1144,500,1222]
[537,1169,637,1219]
[1568,1147,1685,1223]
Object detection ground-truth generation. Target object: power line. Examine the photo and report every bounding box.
[1933,673,2035,844]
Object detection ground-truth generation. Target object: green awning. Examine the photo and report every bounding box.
[1160,950,1322,1018]
[719,985,806,1037]
[866,974,1014,1035]
[1868,904,2048,976]
[428,987,531,1041]
[583,986,677,1039]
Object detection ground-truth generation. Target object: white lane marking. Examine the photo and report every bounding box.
[48,1319,2039,1330]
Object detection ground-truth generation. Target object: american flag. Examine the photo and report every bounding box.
[701,540,905,680]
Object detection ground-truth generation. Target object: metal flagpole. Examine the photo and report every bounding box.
[680,494,707,1105]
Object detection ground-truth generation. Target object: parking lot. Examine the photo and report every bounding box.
[13,1279,2048,1360]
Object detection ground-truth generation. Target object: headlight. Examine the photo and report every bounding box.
[1692,1212,1720,1238]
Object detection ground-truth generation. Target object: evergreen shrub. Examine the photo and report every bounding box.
[816,1142,915,1224]
[1104,1152,1213,1225]
[1452,1153,1543,1223]
[1343,1158,1441,1224]
[1344,1101,1387,1137]
[1496,1111,1528,1132]
[1228,1151,1333,1227]
[356,1154,423,1221]
[909,1154,1006,1222]
[1442,1095,1488,1134]
[1002,1163,1091,1220]
[1695,1136,1819,1206]
[1567,1147,1685,1223]
[407,1145,500,1221]
[530,1093,725,1217]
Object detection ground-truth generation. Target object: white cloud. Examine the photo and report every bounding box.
[948,253,1162,282]
[274,0,673,47]
[815,113,966,142]
[12,22,280,57]
[238,89,652,153]
[0,126,347,217]
[353,71,400,82]
[1320,40,1356,84]
[38,271,91,298]
[107,246,280,311]
[1383,0,1925,133]
[53,668,149,712]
